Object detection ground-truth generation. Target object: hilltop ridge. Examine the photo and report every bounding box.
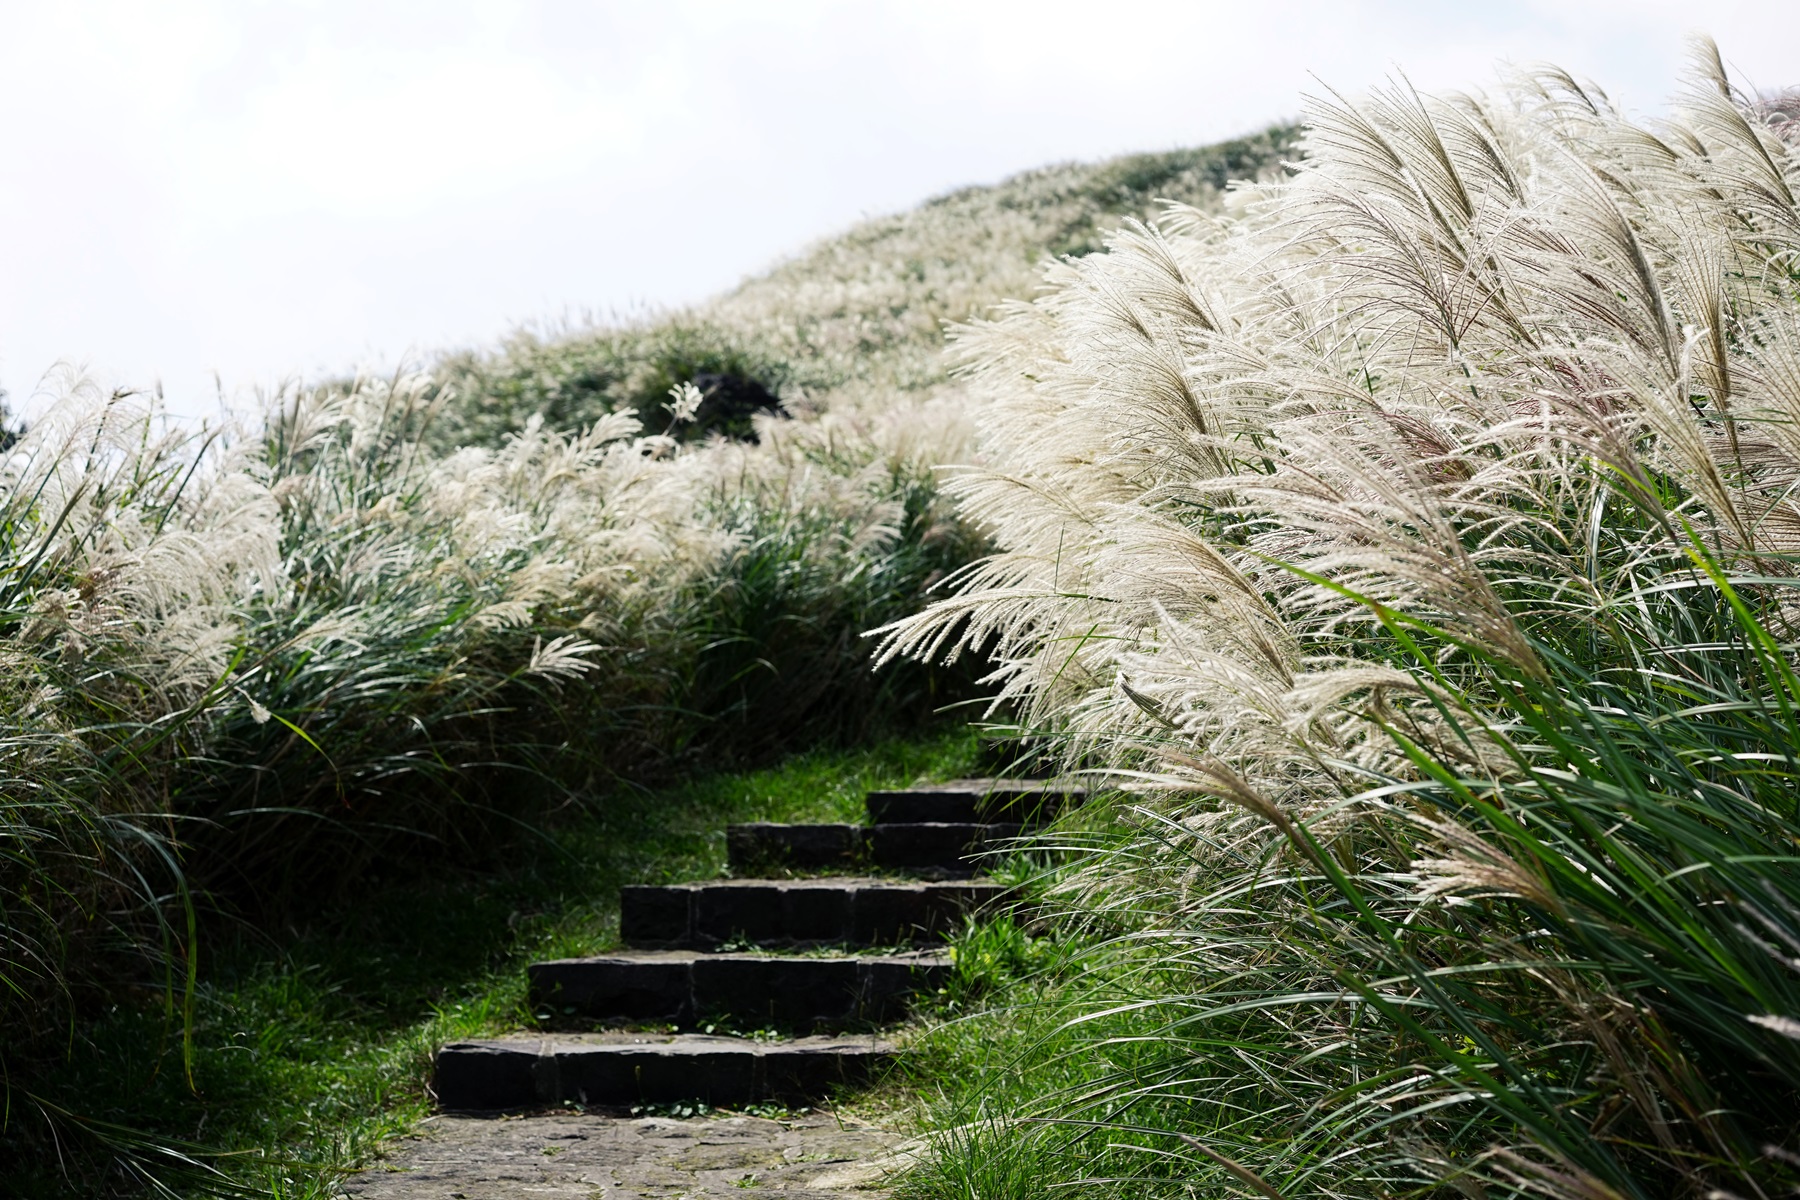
[429,123,1299,447]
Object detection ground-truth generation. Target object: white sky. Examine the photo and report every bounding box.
[1,1,1797,421]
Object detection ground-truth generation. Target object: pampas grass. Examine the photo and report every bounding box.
[0,369,977,1077]
[883,40,1800,1199]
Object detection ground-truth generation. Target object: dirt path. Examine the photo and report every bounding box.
[342,1110,919,1198]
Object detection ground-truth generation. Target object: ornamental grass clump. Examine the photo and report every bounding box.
[882,41,1800,1198]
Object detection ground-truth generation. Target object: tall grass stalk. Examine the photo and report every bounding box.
[882,40,1800,1198]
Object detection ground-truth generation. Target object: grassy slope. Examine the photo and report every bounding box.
[5,124,1297,1198]
[431,125,1298,446]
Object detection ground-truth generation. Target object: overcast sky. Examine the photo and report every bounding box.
[2,1,1797,420]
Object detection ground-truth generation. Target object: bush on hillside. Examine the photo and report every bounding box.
[431,319,795,450]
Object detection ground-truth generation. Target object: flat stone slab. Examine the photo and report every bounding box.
[529,949,951,1025]
[343,1109,913,1198]
[621,877,1014,948]
[726,823,864,871]
[726,822,1024,873]
[436,1032,896,1110]
[865,778,1086,825]
[867,822,1024,870]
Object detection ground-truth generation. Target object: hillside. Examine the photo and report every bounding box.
[1,123,1301,1197]
[429,124,1299,446]
[19,42,1800,1196]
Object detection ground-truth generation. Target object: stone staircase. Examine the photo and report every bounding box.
[433,778,1080,1111]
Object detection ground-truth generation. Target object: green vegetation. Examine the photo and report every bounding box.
[6,729,982,1197]
[880,42,1800,1199]
[431,124,1299,449]
[35,36,1800,1198]
[2,118,1296,1196]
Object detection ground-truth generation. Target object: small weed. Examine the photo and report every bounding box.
[629,1100,713,1119]
[737,1102,808,1120]
[934,915,1061,1013]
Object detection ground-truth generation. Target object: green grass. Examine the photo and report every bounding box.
[5,725,984,1198]
[888,813,1231,1200]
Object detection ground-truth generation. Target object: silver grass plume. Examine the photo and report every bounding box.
[878,40,1800,1198]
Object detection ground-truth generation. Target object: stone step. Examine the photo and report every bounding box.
[529,949,951,1026]
[620,877,1013,948]
[865,778,1085,825]
[725,822,1023,874]
[435,1032,894,1110]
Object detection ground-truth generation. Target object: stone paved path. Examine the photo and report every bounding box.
[342,1110,921,1198]
[355,777,1071,1197]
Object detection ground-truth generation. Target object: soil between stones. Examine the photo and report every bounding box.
[342,1110,914,1198]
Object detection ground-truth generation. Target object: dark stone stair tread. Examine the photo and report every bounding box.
[621,877,1013,948]
[865,778,1086,825]
[867,822,1025,869]
[529,950,952,1024]
[631,874,1007,889]
[725,823,862,870]
[535,948,951,963]
[436,1032,894,1110]
[726,821,1024,872]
